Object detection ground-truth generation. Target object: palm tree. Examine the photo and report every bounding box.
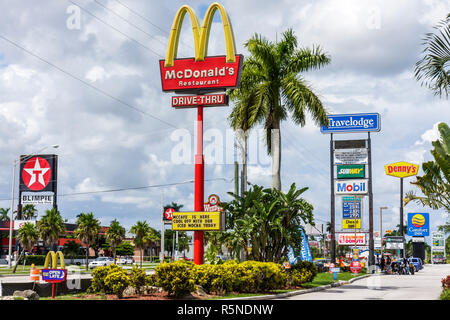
[0,208,10,222]
[130,220,151,268]
[143,227,160,262]
[106,219,125,263]
[75,212,101,270]
[37,208,65,252]
[229,29,330,190]
[62,239,82,264]
[13,222,39,273]
[22,204,38,220]
[405,122,449,212]
[414,14,450,98]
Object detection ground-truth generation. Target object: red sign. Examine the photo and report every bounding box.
[172,94,228,108]
[350,261,362,274]
[164,208,175,221]
[329,263,335,273]
[159,55,243,93]
[21,157,52,191]
[204,194,223,212]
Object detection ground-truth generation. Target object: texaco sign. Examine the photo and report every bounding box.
[20,154,57,193]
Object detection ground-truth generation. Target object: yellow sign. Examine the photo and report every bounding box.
[43,251,65,269]
[165,2,236,67]
[172,211,223,231]
[385,161,419,178]
[343,219,361,229]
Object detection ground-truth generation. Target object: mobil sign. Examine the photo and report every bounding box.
[335,179,368,195]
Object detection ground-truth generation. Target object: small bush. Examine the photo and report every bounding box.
[129,266,147,294]
[18,255,45,266]
[230,261,286,293]
[440,289,450,300]
[155,261,196,297]
[88,264,122,293]
[288,261,318,286]
[104,270,130,299]
[441,275,450,290]
[145,274,157,287]
[193,264,235,295]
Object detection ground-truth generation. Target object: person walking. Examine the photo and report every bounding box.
[380,256,385,273]
[386,256,392,274]
[403,256,410,275]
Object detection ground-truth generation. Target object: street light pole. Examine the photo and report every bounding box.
[380,207,388,258]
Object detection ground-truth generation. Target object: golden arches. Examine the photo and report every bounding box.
[164,2,236,67]
[44,251,65,269]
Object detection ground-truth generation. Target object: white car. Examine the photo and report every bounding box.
[118,256,134,265]
[88,257,114,269]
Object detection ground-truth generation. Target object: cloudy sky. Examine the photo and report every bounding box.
[0,0,448,246]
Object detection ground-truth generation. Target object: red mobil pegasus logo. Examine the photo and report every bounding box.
[22,157,52,191]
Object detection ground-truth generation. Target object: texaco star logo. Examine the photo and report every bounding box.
[22,157,52,191]
[164,208,175,220]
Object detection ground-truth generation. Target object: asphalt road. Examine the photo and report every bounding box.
[283,264,450,300]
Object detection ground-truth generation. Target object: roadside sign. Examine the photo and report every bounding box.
[432,232,445,251]
[321,113,381,133]
[407,213,430,236]
[330,267,340,273]
[172,94,228,108]
[338,233,366,245]
[13,220,36,231]
[335,180,368,195]
[342,219,361,229]
[337,165,365,179]
[350,261,362,273]
[342,196,361,218]
[328,263,335,273]
[21,194,54,205]
[384,161,419,178]
[42,269,67,282]
[334,148,368,165]
[163,207,176,221]
[172,211,225,231]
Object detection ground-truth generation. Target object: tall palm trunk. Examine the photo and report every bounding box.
[271,120,282,190]
[240,134,248,195]
[12,250,25,273]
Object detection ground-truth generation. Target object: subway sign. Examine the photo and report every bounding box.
[321,113,381,133]
[335,180,368,195]
[385,161,419,178]
[337,165,365,179]
[172,211,225,231]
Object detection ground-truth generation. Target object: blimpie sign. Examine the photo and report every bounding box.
[385,161,419,178]
[172,94,228,108]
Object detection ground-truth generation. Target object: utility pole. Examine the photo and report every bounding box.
[160,190,165,263]
[330,134,336,264]
[380,207,388,258]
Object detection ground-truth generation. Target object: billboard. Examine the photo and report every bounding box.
[432,231,445,251]
[337,165,365,179]
[321,113,381,133]
[384,161,419,178]
[407,213,430,236]
[19,154,58,193]
[172,211,224,231]
[338,233,366,245]
[335,180,368,195]
[334,149,368,165]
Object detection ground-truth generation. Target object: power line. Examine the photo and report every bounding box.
[0,33,177,130]
[93,0,168,49]
[68,0,164,58]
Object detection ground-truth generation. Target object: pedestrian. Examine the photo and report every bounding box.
[386,256,392,274]
[403,256,410,274]
[380,255,385,272]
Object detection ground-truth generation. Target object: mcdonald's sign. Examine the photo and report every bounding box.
[159,3,243,93]
[42,251,67,283]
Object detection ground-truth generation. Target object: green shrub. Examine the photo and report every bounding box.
[288,261,318,286]
[231,261,286,293]
[155,261,196,297]
[104,269,130,299]
[145,274,156,287]
[129,266,146,294]
[18,255,46,266]
[193,263,235,295]
[88,264,123,293]
[440,289,450,300]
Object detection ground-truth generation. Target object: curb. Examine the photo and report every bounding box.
[224,274,372,300]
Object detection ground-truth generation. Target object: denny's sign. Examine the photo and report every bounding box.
[385,161,419,178]
[159,3,243,93]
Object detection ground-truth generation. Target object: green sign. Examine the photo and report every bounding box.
[337,165,365,179]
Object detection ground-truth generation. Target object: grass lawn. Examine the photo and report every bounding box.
[301,272,366,288]
[40,292,106,300]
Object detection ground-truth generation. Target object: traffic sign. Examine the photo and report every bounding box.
[350,261,362,273]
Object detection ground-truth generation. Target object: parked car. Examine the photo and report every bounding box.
[408,257,423,272]
[313,259,331,272]
[432,255,446,264]
[88,256,114,269]
[118,256,134,265]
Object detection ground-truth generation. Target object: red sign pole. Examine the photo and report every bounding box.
[194,106,205,265]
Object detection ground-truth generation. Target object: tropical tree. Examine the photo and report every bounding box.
[75,212,101,270]
[37,208,65,252]
[405,122,450,213]
[143,227,160,262]
[222,183,314,262]
[229,29,330,190]
[130,220,151,268]
[116,241,135,257]
[105,219,126,263]
[414,14,450,98]
[13,222,39,273]
[0,208,10,222]
[62,239,83,264]
[22,204,38,220]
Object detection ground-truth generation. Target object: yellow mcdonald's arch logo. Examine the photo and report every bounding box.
[164,2,236,67]
[44,250,66,269]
